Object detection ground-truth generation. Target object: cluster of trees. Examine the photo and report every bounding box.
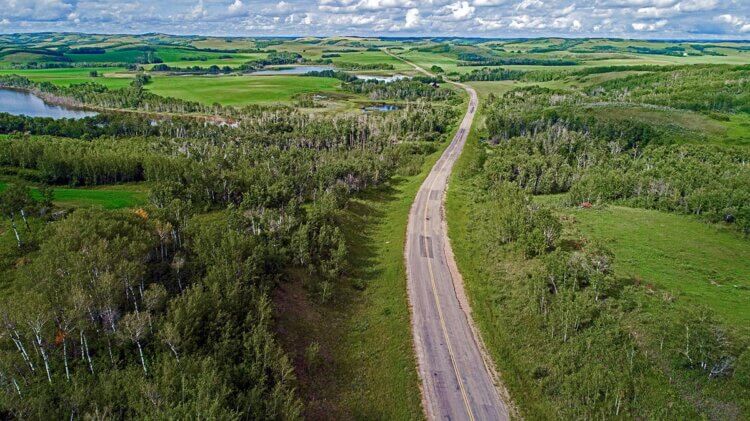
[590,65,750,113]
[0,204,302,418]
[150,64,235,75]
[344,79,455,101]
[303,70,358,82]
[334,62,395,71]
[459,67,526,81]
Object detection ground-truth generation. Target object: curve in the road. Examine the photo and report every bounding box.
[393,52,512,420]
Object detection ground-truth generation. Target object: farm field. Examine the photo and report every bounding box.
[146,74,343,105]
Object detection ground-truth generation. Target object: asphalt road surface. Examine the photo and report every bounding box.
[400,56,510,420]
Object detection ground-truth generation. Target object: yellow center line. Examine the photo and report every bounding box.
[391,47,478,420]
[421,114,475,421]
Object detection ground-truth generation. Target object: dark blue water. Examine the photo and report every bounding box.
[0,88,98,119]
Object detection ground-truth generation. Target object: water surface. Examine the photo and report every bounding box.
[0,88,97,119]
[354,74,409,83]
[363,104,400,112]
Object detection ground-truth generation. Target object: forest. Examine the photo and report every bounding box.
[0,65,459,418]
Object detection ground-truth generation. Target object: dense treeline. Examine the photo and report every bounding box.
[458,57,579,66]
[344,79,455,101]
[459,64,683,83]
[591,65,750,113]
[481,70,750,233]
[459,67,526,81]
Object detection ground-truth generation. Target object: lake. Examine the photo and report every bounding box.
[0,88,98,119]
[253,65,334,75]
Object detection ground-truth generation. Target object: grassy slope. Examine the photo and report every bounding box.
[146,75,342,105]
[447,118,750,418]
[274,158,440,420]
[566,205,750,331]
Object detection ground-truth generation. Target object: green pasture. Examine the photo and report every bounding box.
[146,74,342,105]
[567,204,750,330]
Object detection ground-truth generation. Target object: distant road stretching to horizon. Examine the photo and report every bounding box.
[396,51,511,420]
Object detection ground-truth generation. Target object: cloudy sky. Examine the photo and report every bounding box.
[1,0,748,39]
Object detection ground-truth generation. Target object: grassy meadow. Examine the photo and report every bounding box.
[0,181,147,209]
[147,74,343,105]
[564,204,750,330]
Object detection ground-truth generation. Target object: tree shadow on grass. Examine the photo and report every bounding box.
[273,175,413,420]
[338,178,405,293]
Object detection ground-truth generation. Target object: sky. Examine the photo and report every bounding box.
[0,0,749,39]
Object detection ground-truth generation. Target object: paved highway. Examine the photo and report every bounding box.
[398,54,511,420]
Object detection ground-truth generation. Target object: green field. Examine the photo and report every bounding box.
[0,67,132,88]
[0,182,147,209]
[147,74,343,105]
[565,204,750,330]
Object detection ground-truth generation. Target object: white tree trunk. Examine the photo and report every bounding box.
[136,341,147,374]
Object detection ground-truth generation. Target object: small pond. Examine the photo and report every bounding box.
[253,65,334,75]
[354,74,409,83]
[363,104,400,112]
[0,88,97,119]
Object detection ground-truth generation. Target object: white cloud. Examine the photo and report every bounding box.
[443,1,475,20]
[472,0,508,6]
[632,19,669,31]
[475,16,504,30]
[405,8,420,28]
[516,0,543,10]
[0,0,746,38]
[189,0,207,20]
[509,14,546,29]
[228,0,244,14]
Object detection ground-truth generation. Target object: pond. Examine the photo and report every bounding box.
[0,88,97,119]
[253,65,334,75]
[363,104,400,112]
[354,74,409,83]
